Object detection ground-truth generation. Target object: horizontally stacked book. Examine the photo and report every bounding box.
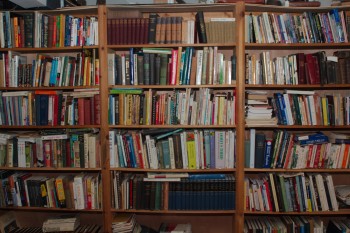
[42,215,80,232]
[245,91,277,126]
[111,213,141,233]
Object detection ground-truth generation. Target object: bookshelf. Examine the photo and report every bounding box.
[1,2,350,233]
[0,5,106,232]
[243,3,350,232]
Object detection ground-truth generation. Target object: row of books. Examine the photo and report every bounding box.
[245,173,338,212]
[106,12,235,45]
[113,172,235,211]
[245,10,348,44]
[109,129,236,170]
[109,88,235,126]
[244,216,325,233]
[0,170,102,209]
[107,47,236,86]
[0,12,98,48]
[247,130,350,170]
[245,50,350,85]
[1,49,99,88]
[0,90,100,126]
[0,130,100,169]
[261,90,350,126]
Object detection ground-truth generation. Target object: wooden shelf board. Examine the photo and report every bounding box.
[245,43,350,50]
[112,209,236,214]
[109,125,236,129]
[0,167,101,172]
[245,84,350,89]
[244,168,350,173]
[0,207,103,212]
[111,168,236,172]
[244,210,350,215]
[109,84,236,89]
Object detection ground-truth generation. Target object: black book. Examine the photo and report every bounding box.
[137,53,144,85]
[148,13,159,44]
[143,53,150,85]
[195,11,207,43]
[231,55,236,82]
[149,53,155,85]
[254,133,266,168]
[155,55,161,85]
[39,94,49,126]
[23,13,34,48]
[115,54,122,85]
[12,137,18,167]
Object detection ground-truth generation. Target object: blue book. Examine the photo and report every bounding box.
[275,93,287,125]
[126,135,137,168]
[330,9,345,43]
[129,48,134,85]
[263,139,272,168]
[294,132,329,145]
[188,174,226,180]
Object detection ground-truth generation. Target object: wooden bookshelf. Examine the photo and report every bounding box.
[1,2,350,233]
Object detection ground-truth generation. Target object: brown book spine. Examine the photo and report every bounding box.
[107,18,112,45]
[19,17,25,48]
[155,17,162,44]
[135,18,141,44]
[176,16,182,44]
[115,19,120,45]
[170,16,176,44]
[165,17,172,44]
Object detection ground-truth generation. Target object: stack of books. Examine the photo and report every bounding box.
[245,91,277,126]
[111,213,141,233]
[159,223,192,233]
[42,215,80,233]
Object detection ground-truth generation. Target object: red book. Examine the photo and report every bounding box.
[94,94,101,125]
[53,94,58,126]
[52,16,57,47]
[116,19,121,45]
[142,18,149,44]
[263,179,273,211]
[305,54,317,84]
[133,133,144,168]
[296,53,306,84]
[84,98,91,125]
[48,15,54,48]
[306,144,314,168]
[107,19,112,45]
[78,98,85,125]
[313,144,322,168]
[135,18,141,44]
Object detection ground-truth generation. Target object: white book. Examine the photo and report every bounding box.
[109,131,116,168]
[73,174,86,210]
[195,50,203,85]
[315,174,329,211]
[166,137,175,169]
[324,174,338,211]
[88,134,98,168]
[107,53,115,85]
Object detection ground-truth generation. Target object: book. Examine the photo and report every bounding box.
[195,11,207,43]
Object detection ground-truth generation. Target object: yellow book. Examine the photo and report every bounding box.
[186,131,196,169]
[13,17,19,48]
[175,47,182,85]
[60,14,65,47]
[321,97,328,126]
[55,176,66,207]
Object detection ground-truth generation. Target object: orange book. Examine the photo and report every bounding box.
[13,17,19,48]
[342,144,350,168]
